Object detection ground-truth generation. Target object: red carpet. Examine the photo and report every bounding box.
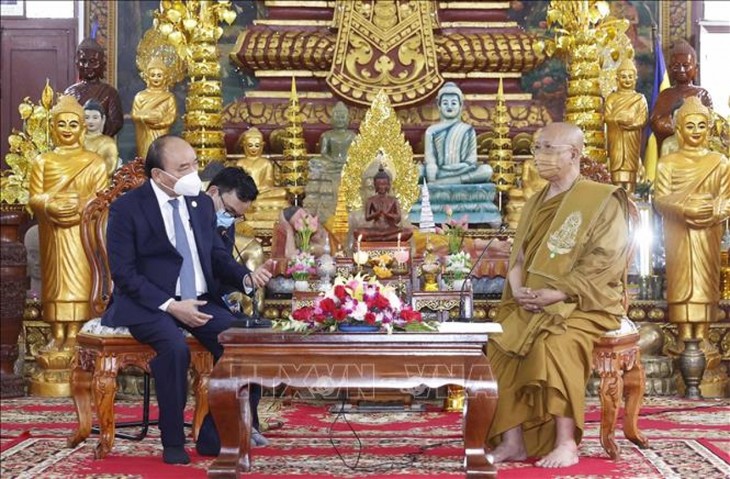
[1,396,728,478]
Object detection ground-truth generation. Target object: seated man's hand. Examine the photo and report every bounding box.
[167,299,212,328]
[514,287,567,312]
[250,259,275,288]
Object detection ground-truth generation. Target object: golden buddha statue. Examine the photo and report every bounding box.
[352,157,413,243]
[234,127,290,228]
[604,58,648,193]
[131,57,177,158]
[28,95,109,354]
[304,101,357,221]
[654,97,730,361]
[83,99,119,176]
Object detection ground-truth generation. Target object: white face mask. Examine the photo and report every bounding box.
[160,169,202,197]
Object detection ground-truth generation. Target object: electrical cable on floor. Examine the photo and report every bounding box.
[328,393,461,472]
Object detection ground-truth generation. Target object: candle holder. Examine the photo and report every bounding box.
[352,251,369,274]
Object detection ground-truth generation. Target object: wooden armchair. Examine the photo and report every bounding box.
[67,158,213,459]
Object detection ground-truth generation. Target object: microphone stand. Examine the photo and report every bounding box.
[221,227,270,328]
[457,225,508,321]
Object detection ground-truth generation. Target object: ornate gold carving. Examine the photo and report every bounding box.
[327,0,443,107]
[231,29,545,78]
[339,90,419,214]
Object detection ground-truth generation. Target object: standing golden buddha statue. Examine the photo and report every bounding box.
[604,58,648,193]
[83,99,119,176]
[28,96,108,395]
[234,128,290,228]
[654,97,730,394]
[131,58,177,159]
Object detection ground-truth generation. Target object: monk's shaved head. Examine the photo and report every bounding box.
[537,122,584,150]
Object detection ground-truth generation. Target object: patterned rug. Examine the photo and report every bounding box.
[1,396,728,478]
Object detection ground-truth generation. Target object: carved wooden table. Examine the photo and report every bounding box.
[207,329,501,479]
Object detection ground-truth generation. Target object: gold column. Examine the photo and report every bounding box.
[153,0,237,169]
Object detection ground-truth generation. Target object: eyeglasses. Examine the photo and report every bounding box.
[220,196,245,220]
[530,144,576,155]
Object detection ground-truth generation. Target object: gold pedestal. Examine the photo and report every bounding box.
[443,385,465,412]
[28,350,72,397]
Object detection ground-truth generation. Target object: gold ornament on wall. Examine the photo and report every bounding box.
[327,0,443,108]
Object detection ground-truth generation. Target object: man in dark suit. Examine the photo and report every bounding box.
[102,136,273,464]
[205,166,272,446]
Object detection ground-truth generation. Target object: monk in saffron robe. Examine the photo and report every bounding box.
[29,95,109,351]
[487,123,629,468]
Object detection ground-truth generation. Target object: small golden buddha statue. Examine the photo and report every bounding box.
[234,127,290,227]
[131,57,177,159]
[605,58,648,194]
[654,97,730,360]
[83,99,119,176]
[352,157,413,243]
[28,95,109,354]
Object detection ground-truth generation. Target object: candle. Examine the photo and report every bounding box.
[357,234,363,253]
[397,232,401,249]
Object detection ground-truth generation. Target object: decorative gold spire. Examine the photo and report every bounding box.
[488,77,515,193]
[280,77,308,202]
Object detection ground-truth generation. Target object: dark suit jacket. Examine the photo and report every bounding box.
[102,181,250,327]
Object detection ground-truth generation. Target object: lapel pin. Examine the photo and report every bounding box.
[191,201,197,208]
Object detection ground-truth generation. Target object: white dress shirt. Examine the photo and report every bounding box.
[150,180,208,309]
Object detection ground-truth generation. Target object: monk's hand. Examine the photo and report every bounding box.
[167,299,212,328]
[251,260,274,288]
[684,193,714,222]
[531,288,568,308]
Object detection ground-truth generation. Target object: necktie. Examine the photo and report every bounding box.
[169,198,197,299]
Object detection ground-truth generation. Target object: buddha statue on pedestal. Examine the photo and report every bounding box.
[83,100,119,176]
[28,96,109,395]
[64,37,123,137]
[604,58,648,193]
[422,82,492,185]
[411,82,500,226]
[234,127,290,228]
[654,97,730,395]
[352,156,413,243]
[131,58,177,159]
[304,101,357,221]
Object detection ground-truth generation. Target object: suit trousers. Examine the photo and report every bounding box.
[128,300,234,447]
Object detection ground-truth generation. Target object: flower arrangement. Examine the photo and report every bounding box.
[275,274,432,334]
[286,251,316,280]
[437,206,469,255]
[445,251,472,281]
[293,211,319,252]
[1,81,54,205]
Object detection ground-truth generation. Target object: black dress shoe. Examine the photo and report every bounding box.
[163,446,190,464]
[195,413,221,457]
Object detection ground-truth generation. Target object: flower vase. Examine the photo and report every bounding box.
[451,278,465,292]
[294,279,309,292]
[678,338,706,399]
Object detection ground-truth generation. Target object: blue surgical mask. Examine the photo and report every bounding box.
[216,210,235,229]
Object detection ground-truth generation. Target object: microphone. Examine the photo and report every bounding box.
[457,224,508,321]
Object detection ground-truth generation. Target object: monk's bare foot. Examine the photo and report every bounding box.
[535,440,579,468]
[486,441,527,464]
